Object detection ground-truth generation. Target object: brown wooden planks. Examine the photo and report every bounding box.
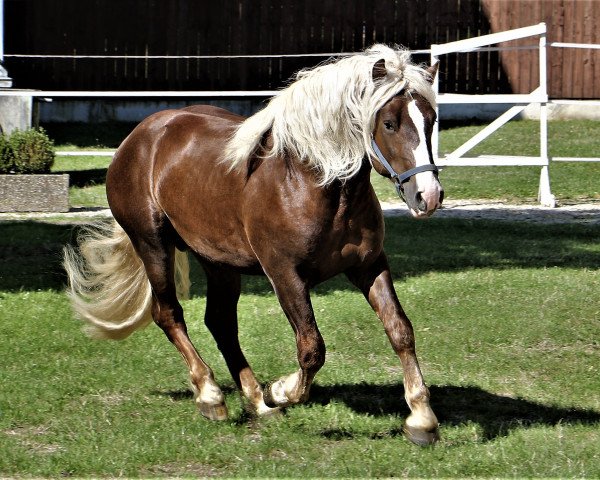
[2,0,597,97]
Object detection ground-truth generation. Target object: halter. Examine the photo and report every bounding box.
[371,138,438,202]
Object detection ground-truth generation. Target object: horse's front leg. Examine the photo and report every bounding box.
[262,270,326,408]
[347,253,439,445]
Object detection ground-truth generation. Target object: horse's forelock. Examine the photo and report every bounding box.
[225,45,436,185]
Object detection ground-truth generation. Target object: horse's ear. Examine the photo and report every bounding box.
[372,59,387,81]
[425,62,439,84]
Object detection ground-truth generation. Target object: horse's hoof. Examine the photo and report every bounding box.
[258,404,283,417]
[240,395,282,418]
[198,402,228,421]
[403,424,440,446]
[262,382,279,408]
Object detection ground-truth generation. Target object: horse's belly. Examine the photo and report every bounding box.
[165,210,259,269]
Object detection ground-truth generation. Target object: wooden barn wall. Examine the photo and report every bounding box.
[3,0,598,98]
[482,0,600,98]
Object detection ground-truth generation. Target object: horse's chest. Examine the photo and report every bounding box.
[314,208,385,276]
[336,223,382,264]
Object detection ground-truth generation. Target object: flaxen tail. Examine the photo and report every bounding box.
[63,220,190,340]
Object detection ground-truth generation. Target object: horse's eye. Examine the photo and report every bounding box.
[383,120,395,131]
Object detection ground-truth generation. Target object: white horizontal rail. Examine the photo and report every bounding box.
[438,92,548,104]
[4,46,540,59]
[4,50,434,59]
[552,157,600,162]
[5,52,351,59]
[437,155,547,167]
[550,42,600,50]
[2,91,554,102]
[552,99,600,106]
[445,105,526,162]
[0,90,278,97]
[431,23,546,56]
[4,91,551,103]
[56,150,115,156]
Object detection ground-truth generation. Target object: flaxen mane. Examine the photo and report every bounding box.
[225,44,436,185]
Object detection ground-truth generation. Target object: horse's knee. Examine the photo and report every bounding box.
[386,322,416,354]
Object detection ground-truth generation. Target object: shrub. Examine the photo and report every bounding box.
[0,133,14,174]
[0,128,55,174]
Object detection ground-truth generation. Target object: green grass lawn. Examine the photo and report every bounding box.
[2,119,598,477]
[0,217,599,477]
[48,120,600,208]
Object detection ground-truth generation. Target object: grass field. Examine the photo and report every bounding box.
[1,119,599,477]
[1,216,599,477]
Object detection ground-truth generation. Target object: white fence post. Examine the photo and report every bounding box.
[431,23,557,206]
[0,0,12,87]
[430,48,440,162]
[537,26,555,207]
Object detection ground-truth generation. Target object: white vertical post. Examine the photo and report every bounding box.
[0,0,4,63]
[0,0,11,87]
[430,47,440,162]
[537,24,555,207]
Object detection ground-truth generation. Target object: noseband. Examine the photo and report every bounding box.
[371,139,438,202]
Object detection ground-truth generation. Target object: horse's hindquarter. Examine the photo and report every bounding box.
[108,109,257,269]
[153,112,260,268]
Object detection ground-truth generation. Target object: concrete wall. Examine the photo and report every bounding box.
[0,173,69,212]
[0,92,32,133]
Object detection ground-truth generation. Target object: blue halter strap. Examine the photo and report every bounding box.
[370,138,438,201]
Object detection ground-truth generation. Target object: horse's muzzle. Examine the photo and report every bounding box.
[411,185,444,218]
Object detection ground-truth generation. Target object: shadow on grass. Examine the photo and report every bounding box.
[310,383,600,441]
[0,221,73,291]
[151,382,600,442]
[1,216,600,293]
[54,168,108,188]
[44,122,138,148]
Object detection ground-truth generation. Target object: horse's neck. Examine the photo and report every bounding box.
[330,161,377,209]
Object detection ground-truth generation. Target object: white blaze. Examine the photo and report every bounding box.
[407,100,436,191]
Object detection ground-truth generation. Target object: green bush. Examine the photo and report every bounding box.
[0,128,55,174]
[0,133,14,174]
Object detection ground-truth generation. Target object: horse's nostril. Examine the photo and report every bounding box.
[416,191,427,212]
[439,190,445,205]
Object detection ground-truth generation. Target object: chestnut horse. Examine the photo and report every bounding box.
[64,45,444,445]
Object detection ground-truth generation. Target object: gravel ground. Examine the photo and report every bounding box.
[1,200,599,225]
[381,199,600,225]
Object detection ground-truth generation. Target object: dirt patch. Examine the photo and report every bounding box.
[4,425,65,455]
[141,461,221,477]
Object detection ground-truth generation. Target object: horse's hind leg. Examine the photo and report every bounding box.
[134,236,228,420]
[202,264,278,416]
